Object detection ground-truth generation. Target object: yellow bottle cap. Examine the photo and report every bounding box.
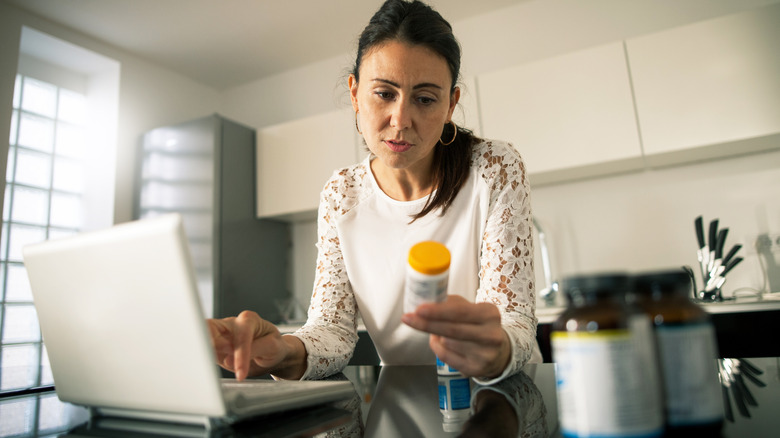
[408,241,451,275]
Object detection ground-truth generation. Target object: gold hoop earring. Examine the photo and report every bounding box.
[440,120,457,145]
[355,111,362,135]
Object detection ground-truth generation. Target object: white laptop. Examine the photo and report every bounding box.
[22,214,354,429]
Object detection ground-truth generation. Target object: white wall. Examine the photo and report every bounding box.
[533,150,780,298]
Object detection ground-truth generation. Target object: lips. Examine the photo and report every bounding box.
[385,140,412,153]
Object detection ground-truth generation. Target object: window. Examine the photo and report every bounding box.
[0,26,119,435]
[0,74,87,394]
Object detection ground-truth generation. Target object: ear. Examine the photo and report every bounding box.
[446,86,461,121]
[349,74,359,112]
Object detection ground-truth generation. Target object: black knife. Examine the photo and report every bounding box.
[734,373,758,407]
[722,256,743,276]
[695,216,706,251]
[716,228,728,260]
[739,358,764,377]
[722,244,742,266]
[722,384,734,422]
[708,219,719,271]
[695,216,708,280]
[708,227,729,278]
[730,376,751,417]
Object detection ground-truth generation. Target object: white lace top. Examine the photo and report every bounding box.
[293,139,538,383]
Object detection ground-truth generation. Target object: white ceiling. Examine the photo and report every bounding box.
[3,0,527,90]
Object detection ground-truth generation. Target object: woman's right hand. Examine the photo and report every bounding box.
[207,310,304,381]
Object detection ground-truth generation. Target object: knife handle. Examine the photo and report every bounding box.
[716,228,728,259]
[723,244,742,266]
[708,219,719,252]
[722,384,734,422]
[695,216,706,249]
[722,257,743,276]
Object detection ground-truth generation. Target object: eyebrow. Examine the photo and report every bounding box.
[372,78,443,90]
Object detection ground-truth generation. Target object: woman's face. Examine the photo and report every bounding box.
[350,40,459,178]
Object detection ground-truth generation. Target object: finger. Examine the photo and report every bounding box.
[403,311,505,345]
[430,333,509,378]
[232,311,264,381]
[429,324,506,355]
[414,298,500,323]
[207,318,237,368]
[207,318,232,344]
[429,336,491,376]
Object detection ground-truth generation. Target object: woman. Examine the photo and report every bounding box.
[209,0,540,384]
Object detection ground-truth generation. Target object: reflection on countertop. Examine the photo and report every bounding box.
[6,359,780,437]
[3,364,550,438]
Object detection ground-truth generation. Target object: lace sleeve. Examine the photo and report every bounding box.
[293,169,360,380]
[474,141,537,383]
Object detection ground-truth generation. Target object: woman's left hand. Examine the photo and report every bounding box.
[401,295,511,379]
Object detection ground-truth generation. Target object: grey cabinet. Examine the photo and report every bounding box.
[135,114,289,321]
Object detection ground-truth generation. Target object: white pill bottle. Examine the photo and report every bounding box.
[404,241,450,314]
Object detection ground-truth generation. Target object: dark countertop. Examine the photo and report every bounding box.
[535,297,780,363]
[3,358,779,437]
[279,296,780,366]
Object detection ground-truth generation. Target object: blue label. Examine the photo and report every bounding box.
[436,356,459,373]
[449,378,471,410]
[438,377,471,410]
[562,430,663,438]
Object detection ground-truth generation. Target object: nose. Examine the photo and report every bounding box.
[389,99,412,131]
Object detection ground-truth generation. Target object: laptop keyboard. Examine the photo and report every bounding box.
[221,379,344,398]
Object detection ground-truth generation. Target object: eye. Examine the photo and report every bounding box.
[417,96,437,106]
[374,90,395,100]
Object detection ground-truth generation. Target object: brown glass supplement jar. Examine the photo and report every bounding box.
[633,269,723,436]
[551,273,663,438]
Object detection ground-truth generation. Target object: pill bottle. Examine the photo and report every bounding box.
[632,269,723,436]
[436,356,460,376]
[404,241,450,314]
[437,372,471,432]
[551,273,663,438]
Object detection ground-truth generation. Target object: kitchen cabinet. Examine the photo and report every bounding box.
[136,115,289,321]
[476,42,643,185]
[626,3,780,166]
[256,109,360,219]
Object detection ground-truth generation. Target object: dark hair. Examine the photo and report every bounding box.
[353,0,478,221]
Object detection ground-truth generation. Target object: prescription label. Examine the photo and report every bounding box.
[552,329,663,438]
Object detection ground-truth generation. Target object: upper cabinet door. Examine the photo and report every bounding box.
[626,3,780,164]
[477,42,642,185]
[256,109,359,219]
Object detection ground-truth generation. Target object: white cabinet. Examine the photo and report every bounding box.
[626,3,780,165]
[256,109,360,219]
[477,42,642,185]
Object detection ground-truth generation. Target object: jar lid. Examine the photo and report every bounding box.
[562,272,630,298]
[408,241,451,275]
[633,269,692,295]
